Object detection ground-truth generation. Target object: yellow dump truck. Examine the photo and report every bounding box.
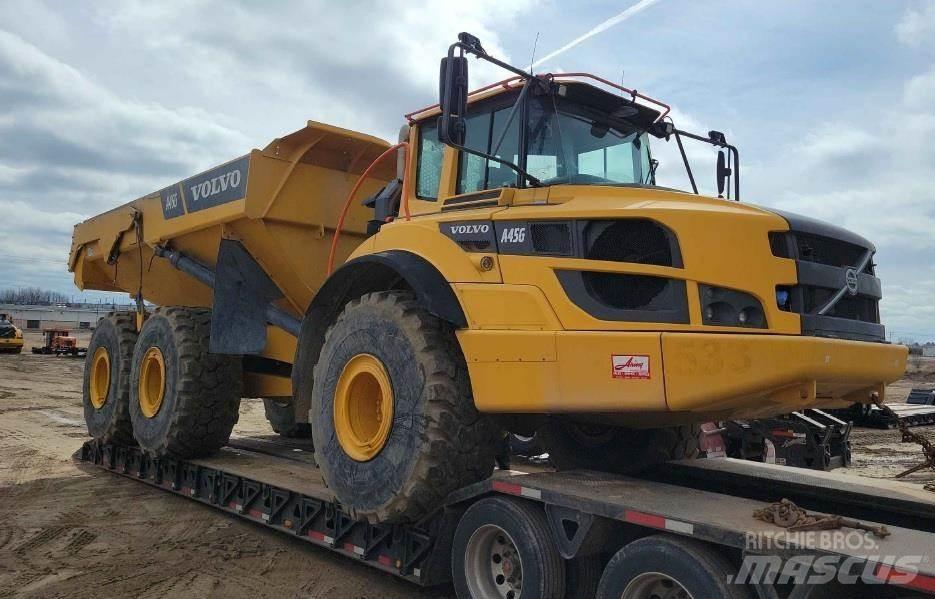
[0,313,24,354]
[70,34,907,523]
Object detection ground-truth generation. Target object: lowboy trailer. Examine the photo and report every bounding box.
[77,436,935,598]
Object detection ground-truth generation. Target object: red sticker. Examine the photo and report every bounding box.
[612,355,651,379]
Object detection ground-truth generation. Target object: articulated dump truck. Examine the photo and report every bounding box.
[70,34,907,523]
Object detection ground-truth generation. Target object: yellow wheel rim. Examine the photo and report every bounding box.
[89,346,111,409]
[138,347,166,418]
[334,353,394,462]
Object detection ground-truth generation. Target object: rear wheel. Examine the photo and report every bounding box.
[309,291,497,523]
[452,496,565,599]
[129,308,242,458]
[263,398,312,439]
[82,313,136,445]
[541,419,699,474]
[596,535,752,599]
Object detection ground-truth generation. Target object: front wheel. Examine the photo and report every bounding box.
[309,291,497,523]
[540,419,699,474]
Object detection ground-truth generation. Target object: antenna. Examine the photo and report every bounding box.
[528,32,540,74]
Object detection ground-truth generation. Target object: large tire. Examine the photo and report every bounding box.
[510,432,545,457]
[541,419,699,474]
[452,496,565,599]
[263,398,312,439]
[82,313,137,445]
[129,308,242,458]
[310,291,497,523]
[596,534,752,599]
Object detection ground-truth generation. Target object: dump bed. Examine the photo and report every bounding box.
[69,121,393,340]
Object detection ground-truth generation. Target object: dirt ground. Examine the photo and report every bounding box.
[1,331,934,598]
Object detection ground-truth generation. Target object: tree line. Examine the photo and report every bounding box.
[0,287,73,305]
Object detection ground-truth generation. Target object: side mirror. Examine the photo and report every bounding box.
[438,56,468,146]
[716,151,732,197]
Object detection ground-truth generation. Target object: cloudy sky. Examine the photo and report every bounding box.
[2,0,934,340]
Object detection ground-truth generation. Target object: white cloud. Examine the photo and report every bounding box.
[905,64,935,107]
[896,2,935,47]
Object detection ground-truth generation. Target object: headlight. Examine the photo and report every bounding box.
[699,285,767,328]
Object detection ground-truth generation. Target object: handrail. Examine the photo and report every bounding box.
[404,72,670,123]
[327,142,409,275]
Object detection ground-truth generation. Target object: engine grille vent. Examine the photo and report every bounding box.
[530,223,573,255]
[585,220,676,266]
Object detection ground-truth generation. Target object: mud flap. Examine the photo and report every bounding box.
[211,239,284,355]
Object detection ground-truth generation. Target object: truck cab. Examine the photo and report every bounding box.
[356,70,905,428]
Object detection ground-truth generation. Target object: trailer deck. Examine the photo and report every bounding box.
[75,437,935,596]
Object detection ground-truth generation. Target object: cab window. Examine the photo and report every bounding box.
[456,104,520,194]
[416,120,444,200]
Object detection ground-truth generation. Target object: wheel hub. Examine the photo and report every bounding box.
[138,346,166,418]
[89,346,111,409]
[465,524,523,599]
[622,572,694,599]
[334,353,394,461]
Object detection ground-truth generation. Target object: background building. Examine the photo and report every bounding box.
[0,303,133,331]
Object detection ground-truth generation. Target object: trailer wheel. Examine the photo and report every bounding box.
[596,535,752,599]
[129,308,242,458]
[310,291,497,523]
[82,313,137,445]
[263,398,312,439]
[541,419,699,473]
[452,496,565,599]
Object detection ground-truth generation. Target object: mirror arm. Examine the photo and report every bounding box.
[728,144,740,202]
[673,127,742,202]
[672,129,699,195]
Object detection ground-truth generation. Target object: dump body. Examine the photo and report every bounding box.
[70,121,394,395]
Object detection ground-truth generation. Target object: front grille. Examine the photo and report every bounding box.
[795,233,873,274]
[796,287,879,323]
[770,229,883,341]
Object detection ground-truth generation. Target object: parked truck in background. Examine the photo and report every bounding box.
[69,33,907,528]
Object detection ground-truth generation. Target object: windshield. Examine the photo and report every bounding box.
[526,95,652,186]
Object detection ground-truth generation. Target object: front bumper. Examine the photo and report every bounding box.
[459,330,907,422]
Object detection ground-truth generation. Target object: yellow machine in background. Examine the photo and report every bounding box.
[0,313,24,354]
[70,33,906,523]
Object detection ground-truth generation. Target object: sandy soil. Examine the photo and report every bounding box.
[0,332,446,599]
[1,332,933,597]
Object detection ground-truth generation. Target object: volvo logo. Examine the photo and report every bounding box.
[844,268,859,296]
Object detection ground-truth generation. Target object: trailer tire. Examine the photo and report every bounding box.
[82,313,137,445]
[596,534,752,599]
[129,308,242,458]
[565,554,604,599]
[452,496,565,599]
[263,399,312,439]
[310,291,497,523]
[541,419,699,474]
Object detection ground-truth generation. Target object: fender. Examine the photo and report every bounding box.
[292,250,466,424]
